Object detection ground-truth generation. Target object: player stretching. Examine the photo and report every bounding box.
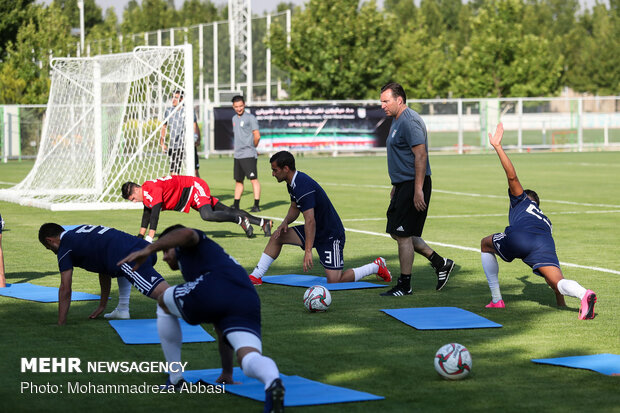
[121,175,272,240]
[481,123,597,320]
[249,150,392,285]
[38,223,186,387]
[118,225,285,412]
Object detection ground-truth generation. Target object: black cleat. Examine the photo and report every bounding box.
[250,205,261,212]
[264,378,285,413]
[380,284,412,297]
[262,219,273,237]
[435,258,454,291]
[239,216,254,238]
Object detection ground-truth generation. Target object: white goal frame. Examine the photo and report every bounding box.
[0,45,194,211]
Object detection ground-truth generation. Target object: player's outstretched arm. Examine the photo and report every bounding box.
[489,123,524,197]
[301,208,316,272]
[57,269,73,325]
[89,274,111,319]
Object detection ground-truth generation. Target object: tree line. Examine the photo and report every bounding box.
[0,0,617,104]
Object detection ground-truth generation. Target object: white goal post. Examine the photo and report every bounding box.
[0,45,194,211]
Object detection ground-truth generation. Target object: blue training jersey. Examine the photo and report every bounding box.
[176,229,249,284]
[57,225,153,275]
[507,190,552,235]
[287,171,345,241]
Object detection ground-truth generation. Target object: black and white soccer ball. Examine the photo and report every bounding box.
[303,285,331,312]
[434,343,472,380]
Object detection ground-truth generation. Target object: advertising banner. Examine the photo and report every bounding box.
[214,104,391,151]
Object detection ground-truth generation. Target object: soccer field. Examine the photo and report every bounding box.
[1,152,619,412]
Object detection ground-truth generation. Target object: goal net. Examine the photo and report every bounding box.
[0,45,194,211]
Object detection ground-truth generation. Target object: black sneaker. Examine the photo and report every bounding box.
[262,219,273,237]
[239,216,254,238]
[380,284,412,296]
[435,258,454,291]
[264,378,285,413]
[250,205,261,212]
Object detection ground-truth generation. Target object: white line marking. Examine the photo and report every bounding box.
[0,181,18,185]
[322,182,620,209]
[262,215,620,276]
[342,210,620,221]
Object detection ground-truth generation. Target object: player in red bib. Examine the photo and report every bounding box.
[121,176,272,240]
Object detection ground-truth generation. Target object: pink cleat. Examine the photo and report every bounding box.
[249,274,263,286]
[578,290,596,320]
[374,257,392,282]
[485,299,505,308]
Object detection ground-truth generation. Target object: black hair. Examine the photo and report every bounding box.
[173,90,184,99]
[381,82,407,104]
[159,224,186,239]
[524,189,540,205]
[269,150,296,171]
[38,223,64,245]
[121,182,140,200]
[231,95,245,104]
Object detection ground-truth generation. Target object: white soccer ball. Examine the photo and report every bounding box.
[434,343,472,380]
[303,285,332,312]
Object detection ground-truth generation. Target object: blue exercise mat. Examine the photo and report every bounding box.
[109,319,215,344]
[262,274,386,290]
[381,307,502,330]
[183,367,384,406]
[0,282,102,303]
[531,354,620,376]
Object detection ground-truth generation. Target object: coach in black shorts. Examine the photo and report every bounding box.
[379,83,455,296]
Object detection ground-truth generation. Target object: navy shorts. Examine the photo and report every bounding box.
[292,225,345,270]
[492,230,560,275]
[170,273,262,338]
[117,254,164,297]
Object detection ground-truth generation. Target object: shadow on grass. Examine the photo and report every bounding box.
[7,271,58,283]
[517,275,574,312]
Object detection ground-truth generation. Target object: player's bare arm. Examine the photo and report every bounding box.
[117,227,199,270]
[252,129,261,147]
[160,124,168,151]
[489,123,524,197]
[274,202,300,239]
[302,208,316,272]
[57,269,73,325]
[89,274,111,319]
[411,144,428,211]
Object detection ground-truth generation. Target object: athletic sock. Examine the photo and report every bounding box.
[251,253,275,278]
[353,261,380,281]
[428,252,445,270]
[117,277,131,311]
[156,305,183,384]
[241,351,280,390]
[481,252,502,302]
[254,199,260,208]
[557,279,587,299]
[398,274,411,290]
[233,199,240,209]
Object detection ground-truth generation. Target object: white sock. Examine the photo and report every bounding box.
[156,304,183,384]
[251,253,275,278]
[117,277,131,311]
[557,279,587,300]
[353,261,380,282]
[481,252,502,302]
[241,351,280,390]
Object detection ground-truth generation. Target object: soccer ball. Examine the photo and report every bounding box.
[303,285,332,312]
[434,343,472,380]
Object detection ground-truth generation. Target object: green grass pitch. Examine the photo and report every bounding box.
[1,151,619,412]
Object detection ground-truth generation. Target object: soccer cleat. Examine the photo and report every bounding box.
[249,274,263,285]
[161,377,187,392]
[578,290,597,320]
[374,257,392,282]
[239,216,254,238]
[103,307,130,319]
[262,219,273,237]
[264,378,285,413]
[251,205,261,213]
[485,299,505,308]
[380,280,412,297]
[435,258,455,291]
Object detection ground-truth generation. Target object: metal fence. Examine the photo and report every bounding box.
[2,96,619,162]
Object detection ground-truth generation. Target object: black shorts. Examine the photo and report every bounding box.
[194,147,200,170]
[234,157,258,181]
[386,176,432,237]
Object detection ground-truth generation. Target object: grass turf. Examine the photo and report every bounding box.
[1,151,619,412]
